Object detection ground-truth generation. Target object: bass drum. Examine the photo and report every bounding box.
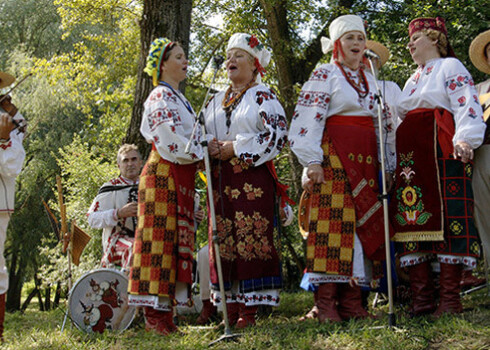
[68,268,135,333]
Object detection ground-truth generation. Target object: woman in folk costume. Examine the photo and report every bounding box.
[297,38,400,322]
[203,33,289,329]
[391,17,485,317]
[290,14,394,323]
[127,37,203,335]
[469,29,490,276]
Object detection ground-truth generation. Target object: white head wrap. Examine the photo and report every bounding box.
[227,33,271,82]
[321,15,366,54]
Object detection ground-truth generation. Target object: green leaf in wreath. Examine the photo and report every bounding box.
[396,213,407,226]
[416,212,432,225]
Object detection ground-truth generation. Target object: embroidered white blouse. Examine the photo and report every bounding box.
[290,63,396,171]
[87,175,138,254]
[140,84,203,164]
[0,112,26,212]
[203,84,288,167]
[397,57,485,149]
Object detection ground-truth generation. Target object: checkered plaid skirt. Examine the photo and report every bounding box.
[306,116,385,277]
[128,150,196,299]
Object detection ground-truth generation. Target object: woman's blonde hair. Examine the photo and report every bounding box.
[420,29,449,57]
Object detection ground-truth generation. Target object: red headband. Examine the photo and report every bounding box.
[409,17,447,37]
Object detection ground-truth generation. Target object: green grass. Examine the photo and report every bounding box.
[4,290,490,350]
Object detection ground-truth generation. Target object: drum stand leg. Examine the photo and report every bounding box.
[61,307,70,332]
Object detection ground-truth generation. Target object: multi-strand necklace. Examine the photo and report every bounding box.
[222,80,256,132]
[334,61,369,98]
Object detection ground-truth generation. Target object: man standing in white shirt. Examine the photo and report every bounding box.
[87,144,143,270]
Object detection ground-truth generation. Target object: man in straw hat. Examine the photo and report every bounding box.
[0,71,26,341]
[469,29,490,281]
[87,144,143,271]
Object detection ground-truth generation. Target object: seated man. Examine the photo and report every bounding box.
[87,144,143,270]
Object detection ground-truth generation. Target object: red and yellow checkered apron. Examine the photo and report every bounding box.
[128,148,196,300]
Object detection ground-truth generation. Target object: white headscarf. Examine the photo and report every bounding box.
[227,33,271,82]
[321,15,366,54]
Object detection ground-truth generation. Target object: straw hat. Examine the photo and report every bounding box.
[0,71,15,89]
[469,29,490,75]
[366,40,390,67]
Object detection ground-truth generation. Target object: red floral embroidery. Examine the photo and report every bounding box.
[457,96,466,106]
[0,140,12,150]
[248,35,259,48]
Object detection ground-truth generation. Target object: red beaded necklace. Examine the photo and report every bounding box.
[334,61,369,98]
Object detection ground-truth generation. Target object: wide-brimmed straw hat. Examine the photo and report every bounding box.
[0,72,15,89]
[469,29,490,75]
[366,40,390,67]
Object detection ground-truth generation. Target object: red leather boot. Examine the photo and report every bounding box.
[196,299,218,325]
[236,303,258,329]
[337,283,370,320]
[433,263,463,317]
[317,283,342,323]
[144,307,178,335]
[217,302,239,328]
[408,261,436,316]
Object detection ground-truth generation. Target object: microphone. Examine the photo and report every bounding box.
[213,55,225,69]
[364,49,380,60]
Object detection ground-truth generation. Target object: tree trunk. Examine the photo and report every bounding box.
[53,281,61,308]
[258,0,297,119]
[35,276,45,311]
[20,287,38,313]
[44,286,51,311]
[124,0,193,158]
[6,250,24,311]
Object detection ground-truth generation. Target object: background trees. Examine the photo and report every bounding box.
[0,0,487,309]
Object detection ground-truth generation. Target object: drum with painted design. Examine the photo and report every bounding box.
[68,268,135,333]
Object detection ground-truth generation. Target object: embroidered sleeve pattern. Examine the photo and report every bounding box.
[141,86,202,164]
[289,66,332,166]
[234,89,288,167]
[442,59,485,149]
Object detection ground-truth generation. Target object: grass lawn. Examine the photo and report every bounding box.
[4,289,490,350]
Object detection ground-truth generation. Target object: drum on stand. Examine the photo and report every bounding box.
[68,268,135,333]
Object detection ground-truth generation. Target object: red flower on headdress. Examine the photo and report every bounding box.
[249,35,260,49]
[254,57,266,77]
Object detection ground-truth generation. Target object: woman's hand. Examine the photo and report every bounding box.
[208,139,235,160]
[453,141,474,163]
[0,113,15,140]
[307,163,325,186]
[384,171,394,193]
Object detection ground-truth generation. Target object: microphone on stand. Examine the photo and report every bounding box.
[213,55,225,69]
[364,49,380,60]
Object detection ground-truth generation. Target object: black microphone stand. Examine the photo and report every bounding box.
[366,55,396,328]
[185,56,241,345]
